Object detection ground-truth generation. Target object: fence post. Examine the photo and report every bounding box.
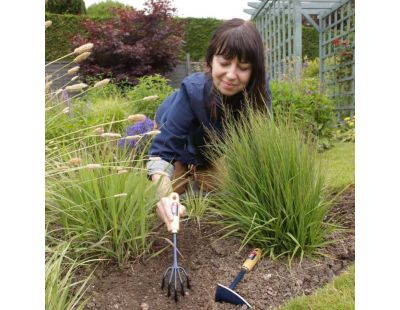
[186,53,191,76]
[293,0,302,78]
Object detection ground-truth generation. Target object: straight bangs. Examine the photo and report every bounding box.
[213,28,257,64]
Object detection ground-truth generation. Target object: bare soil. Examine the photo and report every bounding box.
[84,186,355,310]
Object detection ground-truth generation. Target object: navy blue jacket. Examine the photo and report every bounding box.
[148,72,271,166]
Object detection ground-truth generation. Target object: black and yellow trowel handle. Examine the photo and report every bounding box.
[228,248,262,290]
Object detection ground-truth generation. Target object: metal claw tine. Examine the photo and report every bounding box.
[167,283,171,297]
[174,289,178,303]
[180,282,185,296]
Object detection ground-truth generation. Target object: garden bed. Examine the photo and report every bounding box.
[83,185,354,310]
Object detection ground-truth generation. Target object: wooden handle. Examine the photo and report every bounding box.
[169,192,180,233]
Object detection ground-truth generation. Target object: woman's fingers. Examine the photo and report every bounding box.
[156,197,186,231]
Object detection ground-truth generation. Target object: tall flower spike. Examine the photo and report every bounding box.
[101,132,122,138]
[73,52,91,64]
[67,66,80,75]
[70,76,79,82]
[127,114,147,123]
[86,164,102,169]
[143,95,159,101]
[74,43,94,55]
[93,79,110,88]
[93,127,104,135]
[45,81,53,93]
[45,20,52,29]
[65,83,88,93]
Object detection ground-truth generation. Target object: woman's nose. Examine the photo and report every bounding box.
[225,64,237,79]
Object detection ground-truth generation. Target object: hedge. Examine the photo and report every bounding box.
[303,26,319,59]
[45,14,319,63]
[179,17,223,61]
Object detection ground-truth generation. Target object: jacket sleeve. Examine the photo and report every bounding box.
[148,82,195,164]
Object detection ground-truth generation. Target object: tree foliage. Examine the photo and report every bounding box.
[46,0,86,15]
[86,0,129,19]
[71,0,185,85]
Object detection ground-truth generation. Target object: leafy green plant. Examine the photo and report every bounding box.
[334,115,355,143]
[208,109,334,261]
[125,74,174,119]
[45,242,92,310]
[270,77,336,151]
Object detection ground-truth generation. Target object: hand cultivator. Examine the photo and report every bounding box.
[161,192,191,302]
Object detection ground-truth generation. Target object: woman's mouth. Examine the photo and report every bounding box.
[221,81,236,90]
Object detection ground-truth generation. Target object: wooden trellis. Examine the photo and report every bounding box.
[245,0,355,117]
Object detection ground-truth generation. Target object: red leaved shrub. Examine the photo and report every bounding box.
[71,0,185,85]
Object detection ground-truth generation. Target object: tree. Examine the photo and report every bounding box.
[71,0,185,85]
[86,0,129,19]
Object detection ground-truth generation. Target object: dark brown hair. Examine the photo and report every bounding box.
[205,18,269,113]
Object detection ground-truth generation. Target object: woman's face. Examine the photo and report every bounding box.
[211,55,252,96]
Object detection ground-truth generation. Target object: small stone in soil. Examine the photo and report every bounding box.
[140,302,149,310]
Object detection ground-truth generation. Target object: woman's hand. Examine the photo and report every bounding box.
[156,195,186,231]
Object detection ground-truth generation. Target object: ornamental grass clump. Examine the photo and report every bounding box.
[47,153,158,264]
[45,242,92,310]
[209,109,334,260]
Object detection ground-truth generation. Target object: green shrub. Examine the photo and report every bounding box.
[125,75,174,119]
[86,0,129,19]
[302,57,320,78]
[270,77,336,151]
[46,0,86,15]
[209,110,334,260]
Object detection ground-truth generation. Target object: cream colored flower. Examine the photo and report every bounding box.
[113,193,128,198]
[125,134,141,141]
[144,130,161,137]
[73,52,91,64]
[117,169,129,174]
[93,127,104,135]
[65,83,88,93]
[70,76,79,82]
[68,157,81,166]
[62,107,70,114]
[93,79,110,88]
[127,114,146,123]
[86,163,102,169]
[101,132,122,138]
[67,66,80,75]
[45,81,53,93]
[143,95,159,101]
[45,20,52,29]
[74,43,94,55]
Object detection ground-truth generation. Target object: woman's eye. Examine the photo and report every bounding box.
[220,62,230,67]
[239,66,250,71]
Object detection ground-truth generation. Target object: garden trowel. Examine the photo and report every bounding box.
[215,248,262,308]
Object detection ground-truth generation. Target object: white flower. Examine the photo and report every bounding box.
[74,43,94,55]
[143,95,159,101]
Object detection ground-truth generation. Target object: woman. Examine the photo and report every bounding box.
[147,18,272,230]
